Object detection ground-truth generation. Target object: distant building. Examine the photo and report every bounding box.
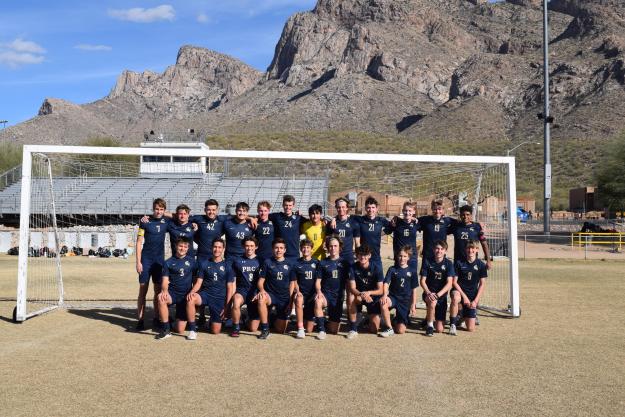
[569,187,602,213]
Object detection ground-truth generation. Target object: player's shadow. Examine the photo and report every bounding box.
[68,307,138,331]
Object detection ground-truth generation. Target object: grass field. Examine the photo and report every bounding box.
[1,256,624,416]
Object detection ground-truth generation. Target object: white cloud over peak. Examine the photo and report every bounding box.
[74,44,112,52]
[0,38,46,68]
[196,13,209,23]
[108,5,175,23]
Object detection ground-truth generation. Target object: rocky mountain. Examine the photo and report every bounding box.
[1,0,624,146]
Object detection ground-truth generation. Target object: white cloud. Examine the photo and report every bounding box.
[196,13,209,23]
[0,51,45,68]
[108,5,175,23]
[74,44,112,52]
[5,38,46,54]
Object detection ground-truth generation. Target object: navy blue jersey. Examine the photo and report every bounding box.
[223,218,253,258]
[391,218,418,260]
[231,256,260,295]
[454,258,488,297]
[416,216,456,259]
[293,258,319,298]
[318,258,350,302]
[349,262,385,292]
[168,221,197,257]
[355,216,391,260]
[269,212,303,258]
[190,214,228,258]
[254,218,275,261]
[385,265,419,302]
[420,256,456,294]
[198,259,234,299]
[259,258,295,301]
[325,217,358,260]
[162,255,196,296]
[137,217,169,260]
[450,221,486,261]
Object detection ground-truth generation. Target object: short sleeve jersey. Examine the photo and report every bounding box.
[416,216,455,259]
[301,220,326,260]
[451,222,486,261]
[137,217,169,261]
[231,256,261,295]
[420,256,456,294]
[254,218,275,260]
[190,214,228,258]
[385,265,419,302]
[318,258,350,302]
[391,218,418,260]
[293,258,319,298]
[349,262,385,292]
[325,216,358,260]
[259,258,296,302]
[223,218,253,258]
[454,258,488,298]
[269,212,303,259]
[198,259,234,299]
[168,221,197,257]
[162,255,196,296]
[355,216,391,260]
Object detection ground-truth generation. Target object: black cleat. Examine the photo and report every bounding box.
[426,326,434,337]
[135,320,145,331]
[257,328,270,340]
[155,330,171,340]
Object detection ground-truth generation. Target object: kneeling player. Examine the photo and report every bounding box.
[155,237,195,340]
[293,239,320,338]
[186,238,235,339]
[255,238,296,339]
[420,240,455,336]
[380,246,418,337]
[449,240,488,334]
[346,245,385,339]
[230,237,261,337]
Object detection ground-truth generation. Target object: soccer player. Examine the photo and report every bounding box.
[255,238,296,339]
[354,196,391,272]
[229,237,261,337]
[154,237,195,340]
[420,240,456,336]
[292,239,319,338]
[224,201,253,260]
[449,240,488,334]
[390,202,419,270]
[301,204,326,260]
[326,197,358,265]
[190,199,229,263]
[254,201,275,264]
[168,204,197,258]
[135,198,170,330]
[417,199,456,260]
[380,246,419,337]
[314,236,351,339]
[185,238,235,339]
[269,195,304,262]
[346,245,385,339]
[451,205,492,269]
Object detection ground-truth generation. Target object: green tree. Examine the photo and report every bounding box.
[596,138,625,213]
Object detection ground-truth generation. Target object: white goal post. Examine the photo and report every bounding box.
[14,144,520,321]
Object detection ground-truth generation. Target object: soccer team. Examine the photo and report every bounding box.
[135,195,491,340]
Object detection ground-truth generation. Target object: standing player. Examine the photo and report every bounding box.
[301,204,326,260]
[229,237,261,337]
[269,195,304,262]
[417,199,456,260]
[223,202,253,260]
[390,202,419,269]
[168,204,197,258]
[185,238,235,339]
[314,236,351,339]
[135,198,169,330]
[379,246,419,337]
[354,196,391,272]
[254,238,296,339]
[451,205,492,269]
[292,239,319,338]
[190,199,229,263]
[254,201,275,264]
[450,241,488,334]
[420,240,456,336]
[326,197,358,265]
[346,245,385,339]
[155,237,195,340]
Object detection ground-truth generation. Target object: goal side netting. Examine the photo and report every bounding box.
[11,145,519,321]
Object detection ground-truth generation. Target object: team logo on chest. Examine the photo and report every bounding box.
[185,261,190,267]
[474,265,479,270]
[219,266,225,272]
[441,265,446,271]
[283,265,289,270]
[407,272,412,277]
[186,227,191,232]
[311,264,316,269]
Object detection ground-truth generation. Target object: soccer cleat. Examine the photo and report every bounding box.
[155,330,171,340]
[379,327,395,338]
[186,330,198,340]
[135,320,145,331]
[258,328,270,340]
[346,330,358,340]
[230,328,240,338]
[426,326,434,337]
[296,328,306,339]
[449,324,457,336]
[316,331,327,340]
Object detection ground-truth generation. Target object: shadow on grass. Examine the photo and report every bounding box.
[68,307,138,331]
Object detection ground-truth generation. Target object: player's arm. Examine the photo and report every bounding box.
[472,278,487,309]
[380,281,390,305]
[369,267,385,297]
[187,273,203,301]
[140,211,173,223]
[135,232,144,274]
[410,287,418,315]
[480,238,492,270]
[254,275,268,301]
[381,217,392,236]
[348,278,359,297]
[420,275,437,302]
[453,276,471,305]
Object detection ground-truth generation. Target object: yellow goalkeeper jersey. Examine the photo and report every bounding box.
[301,220,326,260]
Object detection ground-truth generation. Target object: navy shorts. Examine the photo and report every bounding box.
[303,294,316,321]
[199,291,225,324]
[364,295,382,315]
[236,289,259,321]
[265,291,291,321]
[323,292,343,323]
[138,259,163,284]
[422,292,448,322]
[389,295,411,325]
[169,292,188,321]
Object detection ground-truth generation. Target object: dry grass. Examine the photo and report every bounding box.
[0,256,624,416]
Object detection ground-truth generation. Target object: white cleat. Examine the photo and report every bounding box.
[379,327,395,338]
[186,330,198,340]
[449,324,457,336]
[346,330,358,340]
[316,331,327,340]
[296,328,306,339]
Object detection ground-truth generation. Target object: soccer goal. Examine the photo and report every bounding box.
[11,144,519,322]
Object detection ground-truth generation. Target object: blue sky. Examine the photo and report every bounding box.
[0,1,317,127]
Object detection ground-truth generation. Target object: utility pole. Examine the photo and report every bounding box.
[542,0,552,236]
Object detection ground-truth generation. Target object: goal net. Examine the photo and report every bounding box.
[11,144,519,321]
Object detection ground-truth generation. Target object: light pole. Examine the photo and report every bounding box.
[506,141,541,156]
[0,120,7,129]
[541,0,553,236]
